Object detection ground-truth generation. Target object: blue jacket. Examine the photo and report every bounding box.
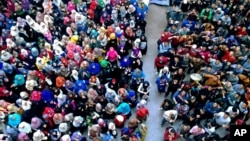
[155,76,168,90]
[182,20,196,30]
[204,102,220,114]
[159,43,171,54]
[131,71,145,80]
[172,90,189,103]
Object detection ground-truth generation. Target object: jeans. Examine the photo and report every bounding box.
[161,118,173,126]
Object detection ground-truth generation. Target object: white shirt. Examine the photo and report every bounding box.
[226,106,239,118]
[215,112,231,126]
[163,110,178,122]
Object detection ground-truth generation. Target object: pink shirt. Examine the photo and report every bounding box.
[189,125,205,136]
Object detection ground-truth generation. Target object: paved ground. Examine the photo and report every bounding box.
[142,4,168,141]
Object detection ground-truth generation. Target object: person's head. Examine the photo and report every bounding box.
[232,107,238,113]
[238,84,244,89]
[170,113,175,120]
[168,128,176,135]
[223,112,230,118]
[197,124,203,131]
[173,79,178,84]
[180,102,186,109]
[190,96,196,102]
[206,7,210,12]
[234,93,240,98]
[241,101,248,109]
[182,124,189,130]
[213,102,218,108]
[189,114,195,120]
[177,68,183,73]
[215,59,220,65]
[180,90,186,96]
[174,56,179,62]
[200,94,206,99]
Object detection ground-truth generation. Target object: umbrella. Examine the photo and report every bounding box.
[18,121,31,133]
[190,73,202,81]
[8,113,21,127]
[88,62,101,75]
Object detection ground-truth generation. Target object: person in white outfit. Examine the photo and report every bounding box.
[214,112,231,129]
[161,109,178,126]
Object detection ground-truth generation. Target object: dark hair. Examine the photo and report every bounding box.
[224,112,230,116]
[197,124,203,128]
[232,107,238,112]
[169,127,176,133]
[170,114,175,120]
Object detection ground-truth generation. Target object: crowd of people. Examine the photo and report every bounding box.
[0,0,151,140]
[154,0,250,141]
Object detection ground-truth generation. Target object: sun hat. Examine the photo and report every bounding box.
[20,100,32,111]
[18,121,31,133]
[59,122,69,133]
[73,116,84,127]
[31,117,42,130]
[20,91,29,99]
[33,130,47,141]
[60,134,71,141]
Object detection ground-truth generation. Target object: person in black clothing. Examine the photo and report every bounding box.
[171,68,185,83]
[182,114,199,128]
[131,58,143,71]
[169,56,181,72]
[166,79,181,97]
[160,99,174,111]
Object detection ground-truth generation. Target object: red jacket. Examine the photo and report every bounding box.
[155,56,168,68]
[222,50,236,63]
[0,86,10,98]
[164,130,178,141]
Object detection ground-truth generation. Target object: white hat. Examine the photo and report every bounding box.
[108,122,116,130]
[18,122,31,133]
[33,130,47,141]
[60,134,71,141]
[72,116,84,127]
[20,91,29,99]
[21,100,32,111]
[59,123,69,133]
[140,99,147,106]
